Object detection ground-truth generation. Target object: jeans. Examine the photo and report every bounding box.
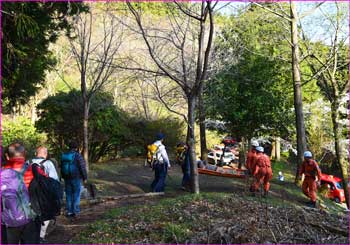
[64,178,81,215]
[181,163,191,188]
[6,219,41,244]
[151,163,167,192]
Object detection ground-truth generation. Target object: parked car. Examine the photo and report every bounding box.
[320,174,345,203]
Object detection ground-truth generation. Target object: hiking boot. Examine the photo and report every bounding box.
[40,237,47,244]
[66,213,74,218]
[306,201,316,208]
[263,191,269,198]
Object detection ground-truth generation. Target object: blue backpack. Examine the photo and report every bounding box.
[61,152,79,179]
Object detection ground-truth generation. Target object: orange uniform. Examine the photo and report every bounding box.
[251,153,273,192]
[299,159,321,202]
[246,149,257,173]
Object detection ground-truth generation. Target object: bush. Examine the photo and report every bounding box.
[2,116,46,158]
[36,90,129,162]
[124,117,185,157]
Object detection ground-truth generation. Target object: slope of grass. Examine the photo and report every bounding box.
[72,191,347,244]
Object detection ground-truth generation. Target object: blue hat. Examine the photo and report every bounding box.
[156,133,165,140]
[304,151,312,158]
[256,146,264,153]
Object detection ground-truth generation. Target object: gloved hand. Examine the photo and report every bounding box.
[317,181,321,187]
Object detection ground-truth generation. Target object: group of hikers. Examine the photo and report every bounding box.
[1,141,87,244]
[1,134,323,244]
[149,135,323,209]
[246,140,322,207]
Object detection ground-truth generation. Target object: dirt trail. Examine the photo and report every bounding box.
[47,196,163,243]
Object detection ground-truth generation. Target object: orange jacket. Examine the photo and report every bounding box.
[299,159,321,180]
[253,153,271,176]
[246,149,257,171]
[3,157,47,189]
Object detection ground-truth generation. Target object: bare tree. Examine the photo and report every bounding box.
[126,1,216,193]
[301,2,349,208]
[69,6,123,170]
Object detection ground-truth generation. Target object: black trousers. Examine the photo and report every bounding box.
[2,224,7,244]
[6,220,40,244]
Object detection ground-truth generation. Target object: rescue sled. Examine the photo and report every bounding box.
[198,164,247,179]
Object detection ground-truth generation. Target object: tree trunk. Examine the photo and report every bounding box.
[198,85,207,161]
[275,137,281,161]
[238,137,246,169]
[331,101,349,209]
[187,95,199,194]
[83,98,90,172]
[291,1,307,183]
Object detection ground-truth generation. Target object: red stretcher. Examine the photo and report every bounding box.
[198,164,247,179]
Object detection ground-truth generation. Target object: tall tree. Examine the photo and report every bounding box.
[68,6,123,170]
[206,11,293,150]
[301,3,349,208]
[253,1,324,182]
[1,2,87,113]
[126,1,216,193]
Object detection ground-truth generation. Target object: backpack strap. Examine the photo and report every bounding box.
[19,161,30,175]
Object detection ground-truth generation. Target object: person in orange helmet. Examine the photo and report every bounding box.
[298,151,321,208]
[250,146,273,197]
[246,140,259,174]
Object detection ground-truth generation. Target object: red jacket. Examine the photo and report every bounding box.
[299,159,321,180]
[246,149,257,171]
[3,157,47,188]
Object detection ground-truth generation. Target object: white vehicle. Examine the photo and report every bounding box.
[207,150,235,165]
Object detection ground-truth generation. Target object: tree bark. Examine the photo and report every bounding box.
[290,1,307,183]
[275,137,281,161]
[83,97,90,172]
[187,95,199,194]
[331,101,349,209]
[198,85,207,161]
[238,137,246,169]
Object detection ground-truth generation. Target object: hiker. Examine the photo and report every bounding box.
[246,140,259,174]
[61,141,87,219]
[1,143,47,244]
[176,142,187,165]
[150,133,170,192]
[250,146,273,196]
[181,144,191,190]
[31,146,59,243]
[298,151,322,208]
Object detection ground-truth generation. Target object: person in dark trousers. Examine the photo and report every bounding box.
[181,145,191,191]
[61,141,87,219]
[150,133,170,192]
[2,143,46,244]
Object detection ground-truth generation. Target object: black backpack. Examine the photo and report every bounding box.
[28,162,63,221]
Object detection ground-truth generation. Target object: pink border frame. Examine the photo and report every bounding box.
[0,1,349,245]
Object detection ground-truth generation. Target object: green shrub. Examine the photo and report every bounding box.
[120,146,144,158]
[2,116,46,158]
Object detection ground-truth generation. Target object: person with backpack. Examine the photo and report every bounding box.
[298,151,322,208]
[61,141,87,218]
[1,143,47,244]
[181,144,191,191]
[31,146,60,243]
[250,146,273,197]
[150,133,170,192]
